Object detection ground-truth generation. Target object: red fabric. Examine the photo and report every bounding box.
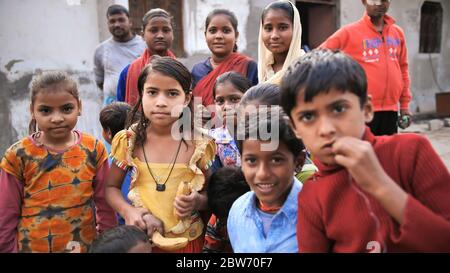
[192,53,251,107]
[320,13,411,112]
[125,48,176,106]
[297,127,450,253]
[0,170,21,253]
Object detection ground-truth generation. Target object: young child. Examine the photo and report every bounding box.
[89,225,151,253]
[99,102,138,225]
[227,107,305,253]
[280,49,450,252]
[191,9,258,108]
[209,71,251,170]
[0,71,117,253]
[117,8,176,105]
[202,166,250,253]
[258,0,304,85]
[239,83,317,183]
[105,57,216,253]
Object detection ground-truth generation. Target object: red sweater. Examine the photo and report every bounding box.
[320,13,411,112]
[298,128,450,253]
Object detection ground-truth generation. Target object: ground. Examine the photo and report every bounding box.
[400,122,450,170]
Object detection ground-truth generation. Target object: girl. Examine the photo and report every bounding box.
[117,8,176,105]
[191,9,258,108]
[105,57,216,253]
[258,0,304,85]
[0,71,117,253]
[227,107,304,252]
[209,71,251,169]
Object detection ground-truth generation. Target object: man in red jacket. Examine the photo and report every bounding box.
[280,49,450,252]
[321,0,411,136]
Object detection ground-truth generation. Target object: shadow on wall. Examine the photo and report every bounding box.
[0,71,104,156]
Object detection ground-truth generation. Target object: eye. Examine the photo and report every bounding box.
[149,27,159,34]
[168,91,179,97]
[333,104,347,114]
[62,106,74,113]
[208,27,217,34]
[215,98,225,105]
[38,108,50,114]
[146,90,157,96]
[230,97,241,103]
[263,25,273,32]
[300,112,315,123]
[271,156,284,164]
[222,28,232,34]
[244,157,256,165]
[163,27,172,33]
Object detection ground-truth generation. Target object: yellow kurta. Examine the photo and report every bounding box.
[111,128,215,242]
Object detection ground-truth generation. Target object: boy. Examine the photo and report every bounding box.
[99,102,136,225]
[89,225,151,253]
[280,49,450,252]
[202,166,250,253]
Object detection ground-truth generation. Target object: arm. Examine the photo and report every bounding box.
[202,215,225,253]
[319,28,348,50]
[0,170,22,253]
[398,30,412,113]
[92,161,117,233]
[116,65,129,102]
[246,61,259,86]
[297,184,331,252]
[93,47,104,90]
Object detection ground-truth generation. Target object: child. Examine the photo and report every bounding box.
[105,57,216,253]
[280,49,450,252]
[209,71,251,169]
[239,83,317,183]
[202,166,250,253]
[258,0,304,85]
[117,8,176,105]
[0,71,117,253]
[227,107,305,252]
[99,102,138,225]
[191,9,258,108]
[89,225,151,253]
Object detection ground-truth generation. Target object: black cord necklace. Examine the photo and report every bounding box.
[142,138,183,192]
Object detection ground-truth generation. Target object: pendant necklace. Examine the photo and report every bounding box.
[142,138,183,192]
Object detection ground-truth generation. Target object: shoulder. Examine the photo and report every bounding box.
[79,132,106,151]
[95,38,112,52]
[229,191,253,218]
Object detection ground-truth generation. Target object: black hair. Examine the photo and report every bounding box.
[205,9,239,52]
[207,166,250,219]
[99,102,136,137]
[237,106,304,158]
[261,0,294,24]
[280,49,368,117]
[88,225,149,253]
[106,4,130,18]
[29,71,79,134]
[213,71,252,98]
[127,56,192,145]
[142,8,173,31]
[240,83,281,106]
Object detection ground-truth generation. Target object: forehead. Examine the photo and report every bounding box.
[215,81,243,96]
[208,14,234,28]
[242,139,291,156]
[144,71,183,89]
[263,9,292,24]
[108,12,128,20]
[293,88,358,110]
[146,16,171,27]
[33,89,78,106]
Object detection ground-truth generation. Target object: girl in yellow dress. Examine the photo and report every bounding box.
[105,57,215,253]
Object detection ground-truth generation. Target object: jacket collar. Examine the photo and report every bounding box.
[362,11,395,33]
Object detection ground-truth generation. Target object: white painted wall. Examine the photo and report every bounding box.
[183,0,250,55]
[0,0,104,144]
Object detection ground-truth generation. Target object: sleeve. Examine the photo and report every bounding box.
[93,46,104,86]
[92,160,118,233]
[196,139,217,172]
[110,130,130,171]
[397,29,412,110]
[319,28,348,50]
[116,65,130,102]
[0,170,22,253]
[246,60,259,86]
[390,136,450,251]
[297,182,331,253]
[0,143,23,180]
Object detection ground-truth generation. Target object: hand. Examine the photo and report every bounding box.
[332,137,390,195]
[400,109,412,117]
[173,191,201,218]
[142,213,164,238]
[123,207,150,231]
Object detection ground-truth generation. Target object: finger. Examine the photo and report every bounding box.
[136,218,147,231]
[334,154,353,168]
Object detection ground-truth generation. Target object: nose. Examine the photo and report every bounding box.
[270,29,280,40]
[50,113,64,123]
[317,116,336,138]
[155,94,167,108]
[156,30,164,39]
[255,161,272,182]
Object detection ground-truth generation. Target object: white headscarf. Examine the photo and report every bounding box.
[258,0,305,85]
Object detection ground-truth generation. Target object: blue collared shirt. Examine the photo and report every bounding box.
[227,178,302,253]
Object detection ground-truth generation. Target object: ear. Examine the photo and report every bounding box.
[184,92,192,107]
[29,104,34,119]
[287,117,303,140]
[295,151,306,170]
[363,95,374,123]
[235,31,239,40]
[78,100,83,116]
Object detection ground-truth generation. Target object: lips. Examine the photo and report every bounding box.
[151,112,170,118]
[255,183,276,194]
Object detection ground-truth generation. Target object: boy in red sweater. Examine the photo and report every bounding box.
[280,49,450,252]
[320,0,411,136]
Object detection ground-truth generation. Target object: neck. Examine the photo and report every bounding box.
[272,52,288,71]
[370,16,384,30]
[211,53,232,67]
[40,130,76,150]
[113,33,134,43]
[147,123,174,137]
